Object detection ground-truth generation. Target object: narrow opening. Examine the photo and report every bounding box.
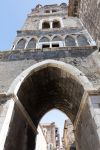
[36,109,76,150]
[42,44,50,49]
[52,10,57,13]
[52,43,59,47]
[45,10,50,13]
[53,21,61,28]
[42,22,50,29]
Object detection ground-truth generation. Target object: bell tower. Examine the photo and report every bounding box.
[12,3,94,51]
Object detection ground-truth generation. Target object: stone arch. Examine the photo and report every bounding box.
[51,35,63,47]
[52,35,63,41]
[26,38,37,49]
[77,34,90,46]
[15,38,26,50]
[8,60,92,123]
[39,36,50,43]
[65,35,76,46]
[7,60,94,150]
[42,21,50,29]
[52,20,61,28]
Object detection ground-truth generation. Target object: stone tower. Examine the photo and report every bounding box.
[12,3,95,51]
[0,2,100,150]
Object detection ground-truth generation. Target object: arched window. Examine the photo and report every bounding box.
[42,22,50,29]
[26,38,37,49]
[52,36,63,47]
[65,36,76,46]
[77,35,89,46]
[52,10,57,13]
[52,36,62,41]
[39,37,50,49]
[39,37,50,43]
[45,10,50,13]
[53,20,61,28]
[15,39,26,49]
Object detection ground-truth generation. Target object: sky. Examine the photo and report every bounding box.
[0,0,68,50]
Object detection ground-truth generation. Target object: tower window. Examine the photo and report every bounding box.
[77,35,89,46]
[53,21,61,28]
[45,10,50,13]
[42,44,50,49]
[52,10,57,13]
[26,38,36,49]
[15,39,26,50]
[65,36,76,46]
[42,22,50,29]
[52,43,59,47]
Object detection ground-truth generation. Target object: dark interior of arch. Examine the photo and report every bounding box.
[17,66,84,128]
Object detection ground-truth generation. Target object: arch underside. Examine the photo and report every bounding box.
[17,66,84,127]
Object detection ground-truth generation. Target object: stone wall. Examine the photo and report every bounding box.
[75,94,100,150]
[0,47,99,93]
[68,0,80,17]
[21,4,67,31]
[4,103,36,150]
[79,0,100,45]
[0,95,11,132]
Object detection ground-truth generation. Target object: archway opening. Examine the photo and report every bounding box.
[7,60,92,150]
[36,109,76,150]
[17,65,84,127]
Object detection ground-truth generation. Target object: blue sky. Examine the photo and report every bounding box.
[0,0,67,50]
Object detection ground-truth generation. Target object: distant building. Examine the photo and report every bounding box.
[35,125,47,150]
[41,122,60,150]
[62,120,75,150]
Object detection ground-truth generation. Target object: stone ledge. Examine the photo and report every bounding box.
[0,46,97,61]
[17,27,84,36]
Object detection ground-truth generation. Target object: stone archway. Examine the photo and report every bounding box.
[8,60,92,128]
[1,60,100,150]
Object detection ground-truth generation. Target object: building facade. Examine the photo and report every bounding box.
[62,120,75,150]
[35,125,47,150]
[42,122,60,150]
[12,3,95,51]
[0,2,100,150]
